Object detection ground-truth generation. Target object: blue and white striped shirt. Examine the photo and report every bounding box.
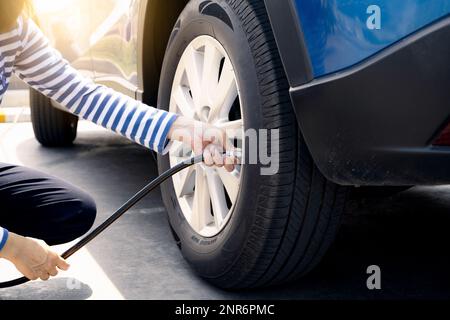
[0,17,178,251]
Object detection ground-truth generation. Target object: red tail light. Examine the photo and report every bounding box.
[433,122,450,146]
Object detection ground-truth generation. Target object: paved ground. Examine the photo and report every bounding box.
[0,121,449,300]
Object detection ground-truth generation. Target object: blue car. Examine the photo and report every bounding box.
[31,0,450,289]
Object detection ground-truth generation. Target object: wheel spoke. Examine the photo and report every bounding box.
[202,44,222,103]
[191,170,211,231]
[217,119,244,140]
[169,140,184,158]
[206,170,229,228]
[211,58,237,120]
[217,167,240,203]
[176,165,196,198]
[173,86,195,118]
[185,45,204,108]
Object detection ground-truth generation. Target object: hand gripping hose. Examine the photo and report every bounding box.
[0,155,204,289]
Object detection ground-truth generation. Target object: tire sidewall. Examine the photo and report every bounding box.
[157,0,265,277]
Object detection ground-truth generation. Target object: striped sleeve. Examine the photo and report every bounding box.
[13,18,177,154]
[0,227,9,252]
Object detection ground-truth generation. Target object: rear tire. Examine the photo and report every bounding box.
[158,0,348,289]
[30,89,78,147]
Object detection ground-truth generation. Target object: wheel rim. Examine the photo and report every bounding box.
[169,36,244,237]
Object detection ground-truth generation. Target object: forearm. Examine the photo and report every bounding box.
[0,227,9,254]
[0,229,19,261]
[14,17,178,154]
[58,81,178,153]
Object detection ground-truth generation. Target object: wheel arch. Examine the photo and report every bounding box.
[138,0,189,106]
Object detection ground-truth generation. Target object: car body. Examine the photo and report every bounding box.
[267,0,450,186]
[31,0,450,288]
[35,0,450,186]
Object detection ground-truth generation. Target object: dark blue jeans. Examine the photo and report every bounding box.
[0,163,96,245]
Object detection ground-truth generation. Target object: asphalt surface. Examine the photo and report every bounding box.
[0,122,449,300]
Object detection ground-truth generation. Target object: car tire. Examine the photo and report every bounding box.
[30,88,78,147]
[157,0,348,289]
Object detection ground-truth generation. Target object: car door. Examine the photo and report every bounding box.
[89,0,141,99]
[33,0,95,79]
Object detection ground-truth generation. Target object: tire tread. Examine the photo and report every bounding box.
[215,0,347,288]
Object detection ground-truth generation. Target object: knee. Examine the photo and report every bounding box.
[74,193,97,235]
[63,192,97,241]
[39,192,97,246]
